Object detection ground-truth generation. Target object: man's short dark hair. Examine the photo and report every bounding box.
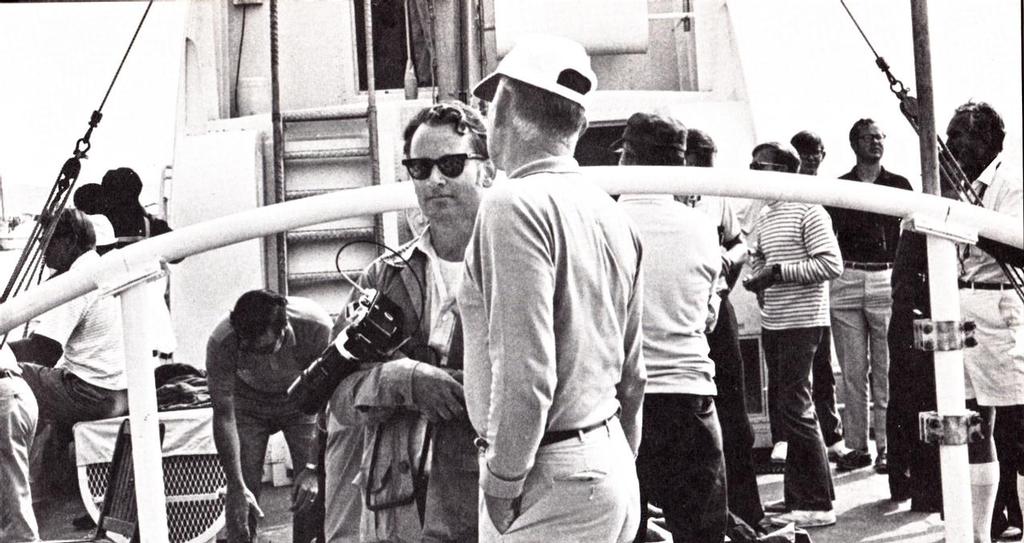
[952,101,1005,152]
[402,101,488,157]
[230,290,288,338]
[498,77,587,141]
[51,208,96,251]
[752,142,801,174]
[848,118,877,145]
[791,130,824,155]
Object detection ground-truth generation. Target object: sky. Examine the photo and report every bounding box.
[0,1,185,217]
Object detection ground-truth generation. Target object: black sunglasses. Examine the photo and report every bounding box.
[401,153,487,181]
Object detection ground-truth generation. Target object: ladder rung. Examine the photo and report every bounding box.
[282,104,369,123]
[286,227,376,243]
[288,270,362,287]
[284,147,370,161]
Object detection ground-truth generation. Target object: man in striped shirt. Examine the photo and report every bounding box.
[743,142,843,529]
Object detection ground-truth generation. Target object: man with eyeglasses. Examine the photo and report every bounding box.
[789,131,855,468]
[828,119,912,474]
[743,142,842,529]
[323,101,493,543]
[207,289,332,542]
[460,36,645,542]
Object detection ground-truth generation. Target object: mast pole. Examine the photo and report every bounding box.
[911,2,973,541]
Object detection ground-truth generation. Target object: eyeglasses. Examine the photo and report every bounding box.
[858,134,886,143]
[401,153,488,180]
[749,162,789,172]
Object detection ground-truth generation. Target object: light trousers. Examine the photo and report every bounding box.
[478,417,640,543]
[1,376,39,543]
[830,268,893,452]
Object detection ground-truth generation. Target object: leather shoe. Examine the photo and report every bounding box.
[836,449,872,471]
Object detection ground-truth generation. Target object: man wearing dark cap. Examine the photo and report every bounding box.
[100,167,174,250]
[459,35,646,542]
[616,112,727,543]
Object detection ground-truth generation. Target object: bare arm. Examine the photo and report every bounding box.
[616,262,646,455]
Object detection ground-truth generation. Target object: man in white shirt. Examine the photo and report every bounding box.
[8,208,128,499]
[460,36,646,542]
[616,112,726,543]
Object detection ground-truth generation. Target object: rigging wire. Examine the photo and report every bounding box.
[1,0,156,346]
[838,0,1023,302]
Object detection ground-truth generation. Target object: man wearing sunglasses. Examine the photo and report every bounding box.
[828,119,911,475]
[323,101,493,543]
[207,289,332,542]
[459,36,646,542]
[743,142,842,529]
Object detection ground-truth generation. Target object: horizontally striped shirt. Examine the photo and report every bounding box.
[750,201,843,330]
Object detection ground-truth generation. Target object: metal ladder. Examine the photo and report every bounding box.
[269,0,383,309]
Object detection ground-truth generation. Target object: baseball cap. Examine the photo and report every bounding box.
[472,35,597,108]
[611,112,688,152]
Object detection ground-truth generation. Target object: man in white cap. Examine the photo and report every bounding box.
[458,35,646,542]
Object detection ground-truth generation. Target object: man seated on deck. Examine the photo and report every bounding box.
[1,342,39,542]
[323,101,493,542]
[8,208,129,501]
[206,289,332,543]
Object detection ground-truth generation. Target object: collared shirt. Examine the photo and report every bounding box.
[750,202,844,330]
[829,166,913,263]
[34,250,127,390]
[459,156,646,499]
[619,194,718,395]
[960,156,1023,283]
[206,297,332,396]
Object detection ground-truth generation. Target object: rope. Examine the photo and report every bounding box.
[1,0,156,346]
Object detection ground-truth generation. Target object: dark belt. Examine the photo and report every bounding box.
[958,280,1015,291]
[844,261,893,271]
[539,415,614,447]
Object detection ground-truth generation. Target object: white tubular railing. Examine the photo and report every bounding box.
[1,166,1020,542]
[2,167,1021,333]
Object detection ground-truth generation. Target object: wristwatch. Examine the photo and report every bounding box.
[771,263,782,281]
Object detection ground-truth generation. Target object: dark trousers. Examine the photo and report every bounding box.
[769,330,841,447]
[886,305,942,510]
[708,295,763,526]
[812,329,843,447]
[994,405,1024,535]
[762,327,835,511]
[635,394,727,543]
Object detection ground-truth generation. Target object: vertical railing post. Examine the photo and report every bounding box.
[117,274,169,542]
[925,235,974,542]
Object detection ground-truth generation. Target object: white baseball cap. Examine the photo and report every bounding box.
[472,35,597,108]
